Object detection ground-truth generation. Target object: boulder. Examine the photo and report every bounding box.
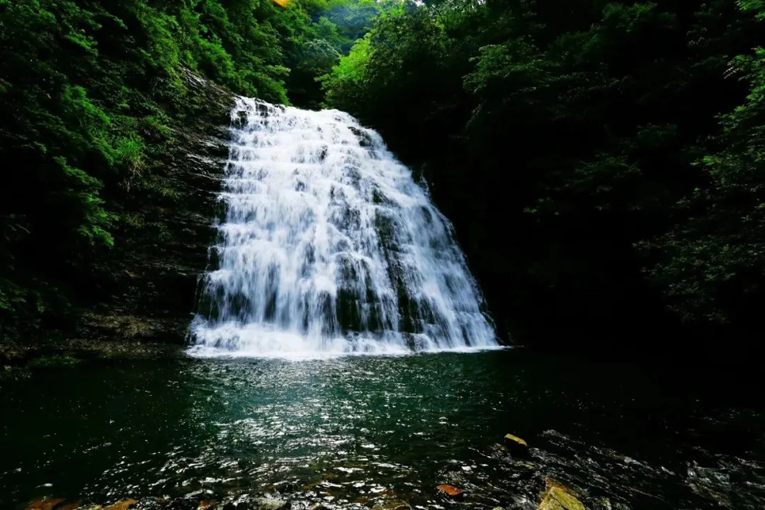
[504,434,530,458]
[538,480,585,510]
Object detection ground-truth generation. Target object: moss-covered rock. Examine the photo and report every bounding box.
[81,74,232,347]
[538,480,586,510]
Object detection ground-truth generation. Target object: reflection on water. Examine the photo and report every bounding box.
[1,350,764,509]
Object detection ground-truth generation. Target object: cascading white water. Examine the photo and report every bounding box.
[188,98,497,357]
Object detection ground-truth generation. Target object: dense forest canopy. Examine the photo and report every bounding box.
[321,0,765,354]
[2,0,765,357]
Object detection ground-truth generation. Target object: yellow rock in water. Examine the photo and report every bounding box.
[504,433,530,457]
[104,500,138,510]
[538,480,586,510]
[504,434,528,447]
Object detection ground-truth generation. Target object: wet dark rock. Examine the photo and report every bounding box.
[104,500,139,510]
[349,126,373,148]
[490,442,508,454]
[504,434,530,458]
[75,70,234,349]
[4,337,186,369]
[508,461,538,481]
[164,495,200,509]
[233,110,249,129]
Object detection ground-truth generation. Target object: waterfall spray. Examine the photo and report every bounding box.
[189,98,497,357]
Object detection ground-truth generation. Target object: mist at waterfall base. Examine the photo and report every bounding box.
[189,98,498,358]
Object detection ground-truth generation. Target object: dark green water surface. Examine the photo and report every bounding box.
[1,349,764,509]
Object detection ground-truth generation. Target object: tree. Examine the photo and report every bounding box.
[322,0,765,351]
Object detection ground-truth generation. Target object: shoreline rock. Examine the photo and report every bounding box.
[538,479,585,510]
[504,434,530,458]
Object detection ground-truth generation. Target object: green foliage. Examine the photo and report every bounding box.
[0,0,381,342]
[646,46,765,326]
[282,0,380,108]
[318,33,372,108]
[321,0,765,348]
[12,0,764,354]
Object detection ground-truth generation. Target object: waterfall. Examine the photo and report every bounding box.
[188,98,497,357]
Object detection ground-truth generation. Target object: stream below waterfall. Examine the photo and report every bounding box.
[2,350,765,510]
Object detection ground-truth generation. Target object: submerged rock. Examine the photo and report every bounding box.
[538,480,585,510]
[104,500,138,510]
[507,460,538,481]
[504,434,530,458]
[26,498,65,510]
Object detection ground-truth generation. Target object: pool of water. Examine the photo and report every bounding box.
[1,349,764,509]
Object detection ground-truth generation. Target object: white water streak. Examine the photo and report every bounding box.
[189,98,497,358]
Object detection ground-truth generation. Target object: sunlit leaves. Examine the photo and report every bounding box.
[0,0,378,337]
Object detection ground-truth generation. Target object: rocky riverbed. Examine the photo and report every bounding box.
[20,434,593,510]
